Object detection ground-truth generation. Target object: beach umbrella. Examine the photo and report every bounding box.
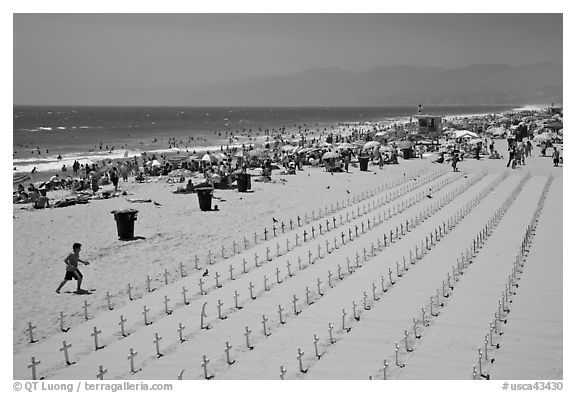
[201,154,218,163]
[363,141,381,150]
[168,169,194,177]
[315,141,332,148]
[150,159,162,167]
[397,141,414,149]
[248,149,266,157]
[281,145,296,152]
[213,152,228,161]
[322,151,341,160]
[234,150,250,158]
[334,142,356,150]
[533,133,552,142]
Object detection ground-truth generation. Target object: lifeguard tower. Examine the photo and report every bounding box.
[413,105,443,138]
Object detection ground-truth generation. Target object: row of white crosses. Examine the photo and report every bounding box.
[23,171,456,379]
[191,171,459,303]
[275,174,513,379]
[196,173,473,381]
[369,172,531,380]
[23,171,468,381]
[28,170,461,363]
[52,171,443,349]
[473,174,552,381]
[219,167,432,258]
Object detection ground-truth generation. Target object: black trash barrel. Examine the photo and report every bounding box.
[111,208,138,240]
[237,174,248,192]
[402,148,411,159]
[196,187,213,211]
[358,156,369,171]
[247,173,251,190]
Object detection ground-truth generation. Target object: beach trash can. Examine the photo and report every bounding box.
[237,174,249,192]
[402,148,412,159]
[247,173,251,190]
[358,156,369,171]
[111,208,138,240]
[196,187,213,211]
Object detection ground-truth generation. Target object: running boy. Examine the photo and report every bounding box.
[56,243,90,294]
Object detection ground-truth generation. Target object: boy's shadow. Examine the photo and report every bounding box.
[119,236,146,241]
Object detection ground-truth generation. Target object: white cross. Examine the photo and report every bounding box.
[199,278,205,295]
[164,269,169,285]
[143,306,151,326]
[278,304,285,324]
[154,333,163,357]
[28,356,40,380]
[217,299,226,320]
[297,348,307,373]
[59,311,69,332]
[229,264,235,280]
[91,326,103,350]
[178,322,186,343]
[313,334,320,359]
[59,340,72,365]
[106,291,114,310]
[182,286,189,305]
[286,261,292,277]
[215,271,221,288]
[276,267,282,284]
[179,261,186,277]
[234,290,240,309]
[225,341,234,365]
[97,365,107,380]
[128,348,138,373]
[194,255,200,270]
[328,323,334,344]
[127,283,133,301]
[262,314,270,336]
[119,315,128,337]
[245,326,253,349]
[164,296,171,315]
[249,281,255,299]
[82,300,90,320]
[280,365,286,380]
[292,294,299,315]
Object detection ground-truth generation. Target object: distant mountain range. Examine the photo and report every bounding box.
[179,62,562,107]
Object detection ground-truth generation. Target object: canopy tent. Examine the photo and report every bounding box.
[452,130,479,139]
[322,151,341,160]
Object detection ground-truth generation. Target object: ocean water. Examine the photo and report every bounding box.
[13,105,515,173]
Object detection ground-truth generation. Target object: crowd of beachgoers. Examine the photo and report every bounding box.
[12,106,562,209]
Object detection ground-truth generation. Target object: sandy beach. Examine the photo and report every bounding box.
[12,136,562,380]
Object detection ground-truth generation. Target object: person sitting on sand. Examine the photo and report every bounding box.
[56,243,90,294]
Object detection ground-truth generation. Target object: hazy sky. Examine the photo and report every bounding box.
[13,13,562,105]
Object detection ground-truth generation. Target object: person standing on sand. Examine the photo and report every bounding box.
[451,152,459,172]
[110,167,119,191]
[507,143,516,167]
[552,147,560,167]
[56,243,90,294]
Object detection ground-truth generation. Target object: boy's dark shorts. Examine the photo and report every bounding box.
[64,270,83,280]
